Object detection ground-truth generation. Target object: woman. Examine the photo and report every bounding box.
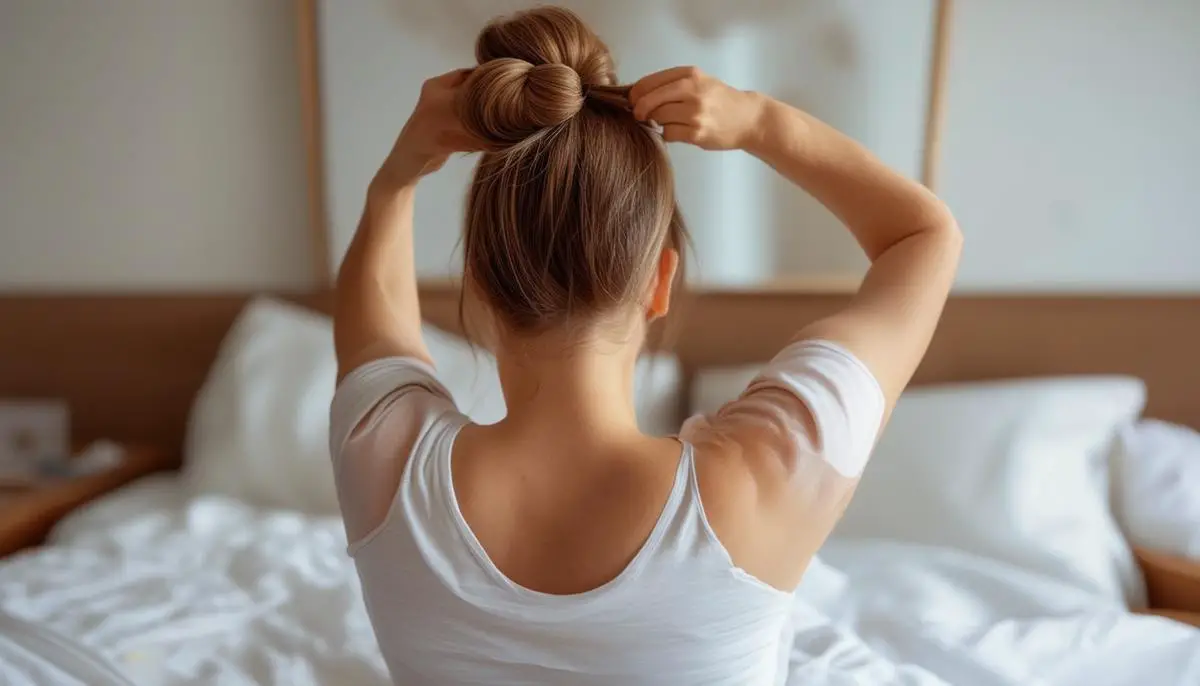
[330,6,960,684]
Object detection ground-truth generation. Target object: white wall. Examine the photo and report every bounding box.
[0,0,312,291]
[319,0,934,284]
[941,0,1200,292]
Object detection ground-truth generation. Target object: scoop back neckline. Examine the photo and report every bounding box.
[441,418,694,604]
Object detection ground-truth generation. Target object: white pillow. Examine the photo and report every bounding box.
[691,366,760,416]
[1113,419,1200,559]
[840,377,1147,605]
[689,366,1147,605]
[185,298,684,513]
[633,355,684,437]
[184,298,338,513]
[420,323,506,425]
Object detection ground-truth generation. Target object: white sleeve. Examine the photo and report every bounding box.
[328,357,457,544]
[738,339,885,478]
[744,338,888,477]
[329,357,454,459]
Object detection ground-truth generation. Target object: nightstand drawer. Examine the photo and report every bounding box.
[0,445,174,557]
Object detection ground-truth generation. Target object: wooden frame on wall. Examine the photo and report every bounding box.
[920,0,953,192]
[296,0,331,288]
[294,0,955,286]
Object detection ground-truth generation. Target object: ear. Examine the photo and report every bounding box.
[647,248,679,321]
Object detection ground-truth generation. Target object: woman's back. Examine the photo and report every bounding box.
[330,339,886,684]
[451,421,687,596]
[332,361,802,684]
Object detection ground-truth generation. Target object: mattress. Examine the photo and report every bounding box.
[0,477,1197,685]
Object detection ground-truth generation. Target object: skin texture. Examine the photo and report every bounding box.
[334,64,961,593]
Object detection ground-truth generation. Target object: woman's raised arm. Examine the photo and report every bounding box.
[632,67,961,418]
[333,69,475,381]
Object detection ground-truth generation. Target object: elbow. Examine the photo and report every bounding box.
[940,217,964,259]
[927,200,963,256]
[934,212,964,283]
[907,199,963,276]
[867,200,962,265]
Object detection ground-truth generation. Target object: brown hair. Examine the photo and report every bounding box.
[457,6,687,336]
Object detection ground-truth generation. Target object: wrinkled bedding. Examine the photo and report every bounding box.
[0,478,1197,685]
[811,540,1200,685]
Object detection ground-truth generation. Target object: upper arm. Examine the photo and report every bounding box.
[799,221,962,418]
[330,357,456,546]
[333,187,432,382]
[333,268,432,383]
[334,318,431,384]
[686,340,886,589]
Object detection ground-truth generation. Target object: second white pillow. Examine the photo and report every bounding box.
[837,376,1147,606]
[1113,419,1200,560]
[689,365,1148,606]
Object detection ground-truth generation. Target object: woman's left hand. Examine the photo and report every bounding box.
[629,66,763,152]
[375,69,479,191]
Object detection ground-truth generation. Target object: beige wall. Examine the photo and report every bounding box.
[940,0,1200,292]
[0,0,312,291]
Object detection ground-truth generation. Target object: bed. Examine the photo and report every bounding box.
[1,286,1199,685]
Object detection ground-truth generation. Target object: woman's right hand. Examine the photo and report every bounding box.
[374,69,479,192]
[629,66,765,151]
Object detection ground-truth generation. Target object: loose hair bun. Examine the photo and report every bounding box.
[459,58,584,148]
[458,6,623,151]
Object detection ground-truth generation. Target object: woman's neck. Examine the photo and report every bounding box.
[495,342,642,445]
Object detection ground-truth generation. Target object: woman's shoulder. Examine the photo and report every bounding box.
[330,356,465,547]
[681,380,868,590]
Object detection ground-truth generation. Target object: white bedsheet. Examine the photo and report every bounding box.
[813,540,1200,686]
[0,479,1197,685]
[0,477,387,684]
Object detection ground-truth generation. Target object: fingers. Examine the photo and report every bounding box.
[646,103,697,127]
[630,65,700,102]
[632,79,694,121]
[660,124,694,144]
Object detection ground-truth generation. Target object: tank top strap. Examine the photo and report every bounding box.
[629,444,693,563]
[636,442,731,567]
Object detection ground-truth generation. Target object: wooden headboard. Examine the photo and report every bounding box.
[2,285,1197,455]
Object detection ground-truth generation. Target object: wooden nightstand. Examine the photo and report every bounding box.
[1136,547,1200,628]
[0,445,174,557]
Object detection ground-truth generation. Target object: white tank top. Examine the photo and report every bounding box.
[329,340,885,685]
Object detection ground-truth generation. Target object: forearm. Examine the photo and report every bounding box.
[743,95,958,261]
[743,94,961,405]
[333,179,429,380]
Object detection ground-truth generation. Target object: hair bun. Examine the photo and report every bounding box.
[475,7,616,86]
[460,7,619,150]
[459,58,584,149]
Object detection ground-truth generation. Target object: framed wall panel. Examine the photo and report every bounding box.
[297,0,953,287]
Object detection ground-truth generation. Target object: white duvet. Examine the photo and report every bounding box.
[1,479,1197,686]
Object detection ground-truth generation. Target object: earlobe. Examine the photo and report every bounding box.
[647,248,680,320]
